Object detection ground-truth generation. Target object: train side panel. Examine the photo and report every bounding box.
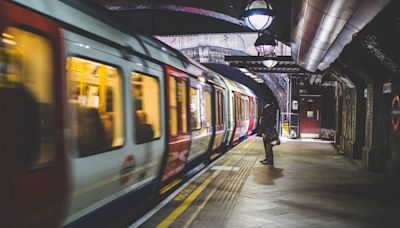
[63,30,166,226]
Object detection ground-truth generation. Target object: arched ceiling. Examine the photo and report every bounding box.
[88,0,291,44]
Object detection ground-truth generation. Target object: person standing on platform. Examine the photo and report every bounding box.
[258,97,280,166]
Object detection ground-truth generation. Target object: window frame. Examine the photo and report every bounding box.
[131,71,162,144]
[66,55,125,157]
[203,89,212,128]
[190,86,202,130]
[2,25,57,168]
[168,76,179,137]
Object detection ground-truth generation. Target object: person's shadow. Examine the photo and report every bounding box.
[253,166,284,185]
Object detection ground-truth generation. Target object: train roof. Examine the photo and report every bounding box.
[11,0,254,98]
[12,0,194,73]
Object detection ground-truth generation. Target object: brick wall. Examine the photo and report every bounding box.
[385,79,400,197]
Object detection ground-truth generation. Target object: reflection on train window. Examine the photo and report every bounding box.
[181,80,188,134]
[169,76,178,136]
[131,72,161,144]
[203,90,212,127]
[190,87,201,130]
[67,57,123,157]
[0,27,55,167]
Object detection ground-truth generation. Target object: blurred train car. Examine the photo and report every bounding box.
[0,1,261,227]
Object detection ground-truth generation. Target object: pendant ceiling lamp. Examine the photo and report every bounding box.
[262,53,278,68]
[254,33,277,56]
[243,0,274,31]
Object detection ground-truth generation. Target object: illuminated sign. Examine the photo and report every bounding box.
[392,95,400,132]
[383,82,392,94]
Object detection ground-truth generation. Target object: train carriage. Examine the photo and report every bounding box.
[0,1,259,227]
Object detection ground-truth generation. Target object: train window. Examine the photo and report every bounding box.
[215,90,224,125]
[203,90,212,127]
[242,98,246,121]
[169,76,178,136]
[0,27,55,167]
[215,91,220,125]
[245,99,249,120]
[67,57,124,157]
[220,92,225,125]
[190,87,201,130]
[181,80,188,134]
[131,72,161,144]
[236,96,241,122]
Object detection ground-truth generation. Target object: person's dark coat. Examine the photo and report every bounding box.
[257,104,278,141]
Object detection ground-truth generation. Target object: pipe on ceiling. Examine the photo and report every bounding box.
[291,0,390,72]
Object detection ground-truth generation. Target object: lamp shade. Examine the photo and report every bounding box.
[243,0,274,31]
[255,33,277,55]
[262,53,278,68]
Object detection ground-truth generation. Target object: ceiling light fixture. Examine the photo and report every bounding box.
[243,0,274,31]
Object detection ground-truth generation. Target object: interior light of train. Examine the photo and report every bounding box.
[2,33,14,39]
[1,38,16,46]
[199,76,206,83]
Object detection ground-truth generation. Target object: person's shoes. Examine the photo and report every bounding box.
[275,139,281,145]
[260,159,268,163]
[261,160,273,165]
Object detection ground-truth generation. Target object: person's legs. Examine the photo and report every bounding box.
[262,139,274,165]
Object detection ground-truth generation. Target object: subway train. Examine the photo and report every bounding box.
[0,1,260,227]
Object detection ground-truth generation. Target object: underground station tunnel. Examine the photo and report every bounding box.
[1,0,400,227]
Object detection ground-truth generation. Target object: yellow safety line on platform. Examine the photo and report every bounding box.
[156,137,256,227]
[183,184,219,228]
[160,179,182,195]
[157,170,221,228]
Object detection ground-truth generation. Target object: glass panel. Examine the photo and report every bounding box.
[169,76,178,136]
[67,57,123,157]
[181,80,188,134]
[246,99,249,120]
[190,87,201,129]
[215,91,220,125]
[1,27,55,167]
[203,91,212,127]
[220,92,224,124]
[131,72,161,144]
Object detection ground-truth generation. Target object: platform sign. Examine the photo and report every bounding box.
[391,95,400,132]
[383,82,392,94]
[307,111,314,118]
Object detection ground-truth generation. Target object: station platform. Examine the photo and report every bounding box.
[131,137,400,228]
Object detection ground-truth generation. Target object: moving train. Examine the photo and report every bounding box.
[0,1,260,227]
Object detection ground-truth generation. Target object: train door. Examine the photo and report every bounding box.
[210,86,225,155]
[0,2,68,227]
[248,97,255,136]
[240,95,250,138]
[187,77,213,162]
[232,92,243,144]
[161,66,191,187]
